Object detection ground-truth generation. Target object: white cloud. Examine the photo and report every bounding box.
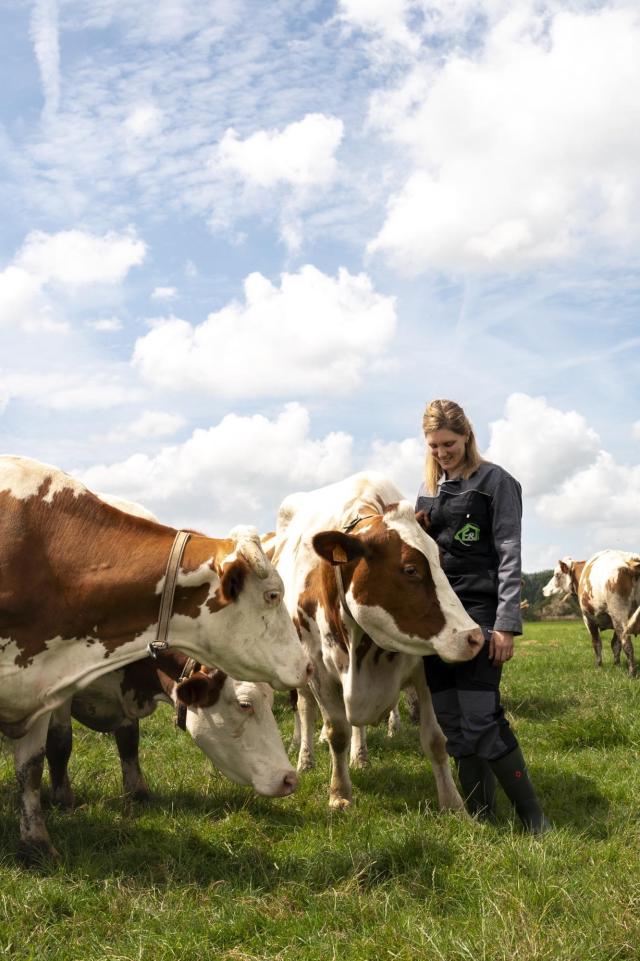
[633,421,640,441]
[132,264,396,398]
[337,0,419,52]
[30,0,60,118]
[216,113,344,188]
[89,317,123,332]
[0,229,145,333]
[537,451,640,533]
[99,410,186,444]
[151,286,177,300]
[369,5,640,272]
[0,387,8,415]
[485,393,600,497]
[124,104,162,139]
[2,370,142,411]
[79,403,354,532]
[366,436,423,498]
[16,228,146,286]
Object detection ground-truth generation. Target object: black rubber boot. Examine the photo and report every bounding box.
[456,755,497,821]
[489,746,551,834]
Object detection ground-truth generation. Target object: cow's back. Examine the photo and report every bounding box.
[580,550,640,623]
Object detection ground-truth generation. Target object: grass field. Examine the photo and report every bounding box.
[1,621,639,961]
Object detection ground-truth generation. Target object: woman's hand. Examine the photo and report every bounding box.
[489,630,514,666]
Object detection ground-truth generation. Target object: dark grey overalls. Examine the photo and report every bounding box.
[415,461,522,762]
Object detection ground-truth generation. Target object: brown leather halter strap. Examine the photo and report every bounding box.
[175,657,199,731]
[147,530,191,659]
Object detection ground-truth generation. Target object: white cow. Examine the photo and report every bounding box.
[271,472,483,811]
[544,552,640,675]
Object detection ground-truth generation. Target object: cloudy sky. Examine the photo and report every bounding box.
[1,0,639,570]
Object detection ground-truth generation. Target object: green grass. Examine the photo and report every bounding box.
[1,621,640,960]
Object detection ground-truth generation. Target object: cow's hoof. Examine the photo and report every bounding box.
[329,796,351,811]
[50,788,75,810]
[350,755,368,770]
[18,839,60,866]
[297,757,315,773]
[129,788,152,803]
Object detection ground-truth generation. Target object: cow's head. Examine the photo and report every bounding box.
[187,525,312,691]
[311,501,483,661]
[175,667,298,797]
[542,557,580,597]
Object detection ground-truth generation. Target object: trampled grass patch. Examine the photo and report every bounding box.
[1,621,639,960]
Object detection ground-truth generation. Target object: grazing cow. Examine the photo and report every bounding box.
[271,472,483,810]
[46,652,298,806]
[544,552,640,675]
[0,456,311,860]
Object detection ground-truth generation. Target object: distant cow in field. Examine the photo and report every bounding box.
[270,471,483,811]
[0,456,310,861]
[544,552,640,676]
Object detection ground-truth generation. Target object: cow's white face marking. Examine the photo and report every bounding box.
[184,678,296,796]
[542,558,573,597]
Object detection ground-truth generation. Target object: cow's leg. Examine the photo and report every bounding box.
[317,682,353,810]
[13,712,58,862]
[45,701,75,809]
[411,668,465,812]
[114,720,151,801]
[611,632,622,666]
[405,685,420,724]
[296,686,318,772]
[387,705,401,738]
[350,726,369,768]
[289,690,301,753]
[583,615,603,667]
[318,721,328,745]
[614,620,637,678]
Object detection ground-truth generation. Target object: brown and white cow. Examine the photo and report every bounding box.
[46,652,298,807]
[270,472,483,811]
[544,552,640,675]
[0,456,311,860]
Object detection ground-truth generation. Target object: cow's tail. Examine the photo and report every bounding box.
[627,604,640,636]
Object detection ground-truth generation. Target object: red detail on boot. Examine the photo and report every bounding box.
[515,770,522,778]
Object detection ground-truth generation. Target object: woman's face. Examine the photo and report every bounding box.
[425,428,467,475]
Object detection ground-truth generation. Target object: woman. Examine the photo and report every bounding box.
[416,399,549,834]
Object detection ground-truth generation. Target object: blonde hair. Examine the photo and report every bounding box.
[422,399,484,494]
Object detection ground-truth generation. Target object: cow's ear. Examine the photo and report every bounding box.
[415,510,430,533]
[559,560,569,574]
[312,531,368,566]
[176,672,210,707]
[220,558,247,602]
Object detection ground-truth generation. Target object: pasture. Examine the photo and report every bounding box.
[0,621,639,961]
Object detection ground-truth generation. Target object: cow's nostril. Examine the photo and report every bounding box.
[468,629,484,650]
[305,661,314,680]
[283,771,298,794]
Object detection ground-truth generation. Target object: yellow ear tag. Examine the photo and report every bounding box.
[332,546,348,564]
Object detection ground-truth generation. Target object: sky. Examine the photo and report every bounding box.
[1,0,639,571]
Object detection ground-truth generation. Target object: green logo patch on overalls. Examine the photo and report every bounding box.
[454,522,480,545]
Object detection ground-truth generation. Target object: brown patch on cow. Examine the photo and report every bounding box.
[349,527,446,642]
[176,667,227,708]
[579,565,596,616]
[0,480,233,687]
[173,583,210,618]
[570,561,586,596]
[605,566,636,599]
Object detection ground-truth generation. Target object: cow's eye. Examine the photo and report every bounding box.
[238,701,254,714]
[403,565,420,578]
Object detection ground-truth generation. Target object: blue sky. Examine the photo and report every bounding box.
[1,0,639,570]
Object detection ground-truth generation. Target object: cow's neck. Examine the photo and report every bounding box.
[570,562,586,595]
